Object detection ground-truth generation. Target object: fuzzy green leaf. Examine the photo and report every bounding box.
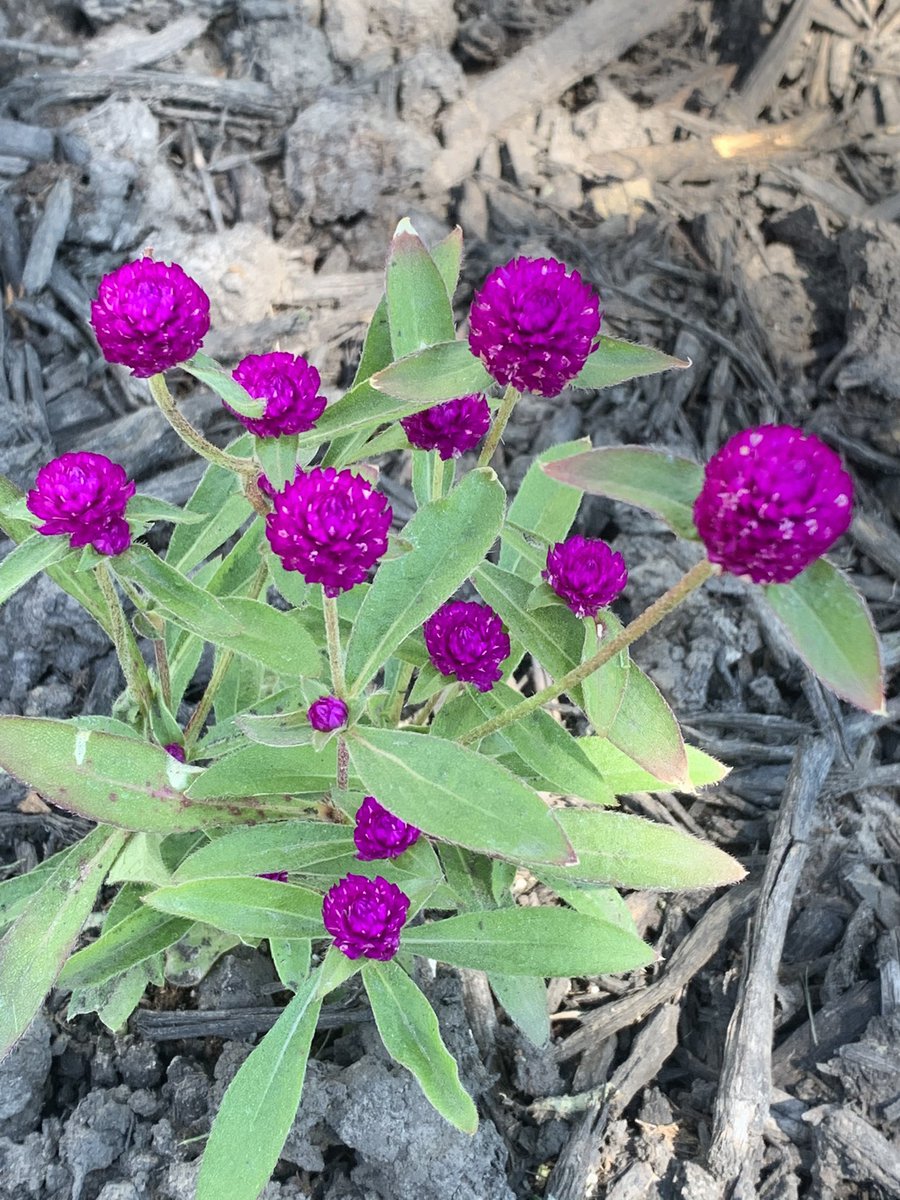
[0,534,70,607]
[144,877,326,940]
[572,337,690,390]
[371,340,493,404]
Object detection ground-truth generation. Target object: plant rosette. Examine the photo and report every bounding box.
[0,220,882,1200]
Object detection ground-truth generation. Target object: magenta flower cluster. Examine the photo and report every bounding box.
[307,694,349,732]
[424,600,510,692]
[26,452,135,556]
[322,873,410,961]
[354,796,420,862]
[468,256,602,398]
[90,259,210,378]
[694,425,853,584]
[401,394,491,460]
[543,535,627,618]
[229,352,327,438]
[265,466,392,596]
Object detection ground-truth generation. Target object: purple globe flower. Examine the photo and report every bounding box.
[258,871,289,883]
[90,258,210,378]
[543,535,627,619]
[26,452,135,556]
[228,352,327,438]
[354,796,420,862]
[468,256,602,398]
[164,743,186,763]
[265,466,392,597]
[401,394,491,460]
[693,425,854,585]
[322,873,410,961]
[424,600,511,693]
[307,694,349,732]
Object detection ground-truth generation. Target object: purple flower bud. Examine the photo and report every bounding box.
[258,871,289,883]
[543,535,627,619]
[354,796,420,862]
[265,466,392,597]
[228,352,327,438]
[26,452,135,556]
[90,258,211,378]
[322,873,410,961]
[307,694,349,732]
[423,600,511,693]
[164,743,186,763]
[693,425,854,585]
[400,393,491,461]
[468,256,602,398]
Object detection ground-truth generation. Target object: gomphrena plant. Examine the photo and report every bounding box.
[0,220,883,1200]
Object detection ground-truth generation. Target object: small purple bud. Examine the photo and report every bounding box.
[163,743,186,763]
[258,871,289,883]
[354,796,420,861]
[307,695,349,733]
[322,873,410,961]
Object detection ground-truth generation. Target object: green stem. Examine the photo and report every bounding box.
[183,647,234,748]
[412,681,461,728]
[384,661,414,727]
[477,384,520,468]
[323,593,346,697]
[95,562,153,720]
[147,374,254,476]
[431,454,446,503]
[460,558,717,745]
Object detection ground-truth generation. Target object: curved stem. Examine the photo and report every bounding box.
[323,593,346,698]
[95,562,153,721]
[460,557,717,745]
[147,374,254,476]
[477,384,520,468]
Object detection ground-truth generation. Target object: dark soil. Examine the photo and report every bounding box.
[0,1,899,1198]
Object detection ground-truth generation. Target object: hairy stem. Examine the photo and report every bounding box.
[460,557,717,745]
[147,374,254,476]
[323,593,346,697]
[477,384,520,468]
[95,562,153,720]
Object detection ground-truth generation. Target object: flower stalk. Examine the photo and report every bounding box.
[95,562,153,721]
[147,374,253,477]
[477,384,520,468]
[323,593,346,698]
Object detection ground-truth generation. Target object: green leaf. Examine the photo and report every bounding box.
[345,468,506,694]
[386,221,456,358]
[363,958,478,1133]
[438,845,496,911]
[488,973,549,1047]
[270,938,311,991]
[468,686,615,805]
[579,737,728,795]
[0,717,299,832]
[607,667,689,787]
[184,351,266,420]
[106,832,170,887]
[539,808,746,891]
[196,967,323,1200]
[0,534,70,606]
[581,613,629,737]
[403,907,654,977]
[763,558,884,713]
[235,709,314,748]
[167,442,252,574]
[144,877,326,940]
[551,881,638,935]
[126,496,206,526]
[542,446,703,540]
[173,821,354,881]
[116,546,322,678]
[0,825,126,1057]
[430,225,463,298]
[0,853,63,931]
[572,336,690,390]
[165,924,239,987]
[371,340,493,404]
[346,726,574,865]
[186,741,346,800]
[500,439,590,581]
[255,434,299,492]
[59,906,192,990]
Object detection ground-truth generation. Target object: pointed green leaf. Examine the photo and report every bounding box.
[607,666,689,787]
[488,973,549,1047]
[403,907,654,977]
[438,845,496,911]
[542,446,703,540]
[59,906,191,990]
[579,737,728,794]
[184,351,266,420]
[173,821,354,881]
[0,851,67,931]
[581,613,629,737]
[430,225,463,298]
[539,808,746,891]
[144,877,326,940]
[254,434,299,492]
[345,468,506,694]
[387,223,456,358]
[0,825,126,1057]
[165,924,239,987]
[763,558,884,713]
[0,534,70,606]
[347,726,573,865]
[363,958,478,1132]
[197,968,323,1200]
[371,340,493,404]
[270,938,311,991]
[572,336,690,389]
[0,717,299,832]
[500,439,591,580]
[126,496,206,526]
[186,741,346,800]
